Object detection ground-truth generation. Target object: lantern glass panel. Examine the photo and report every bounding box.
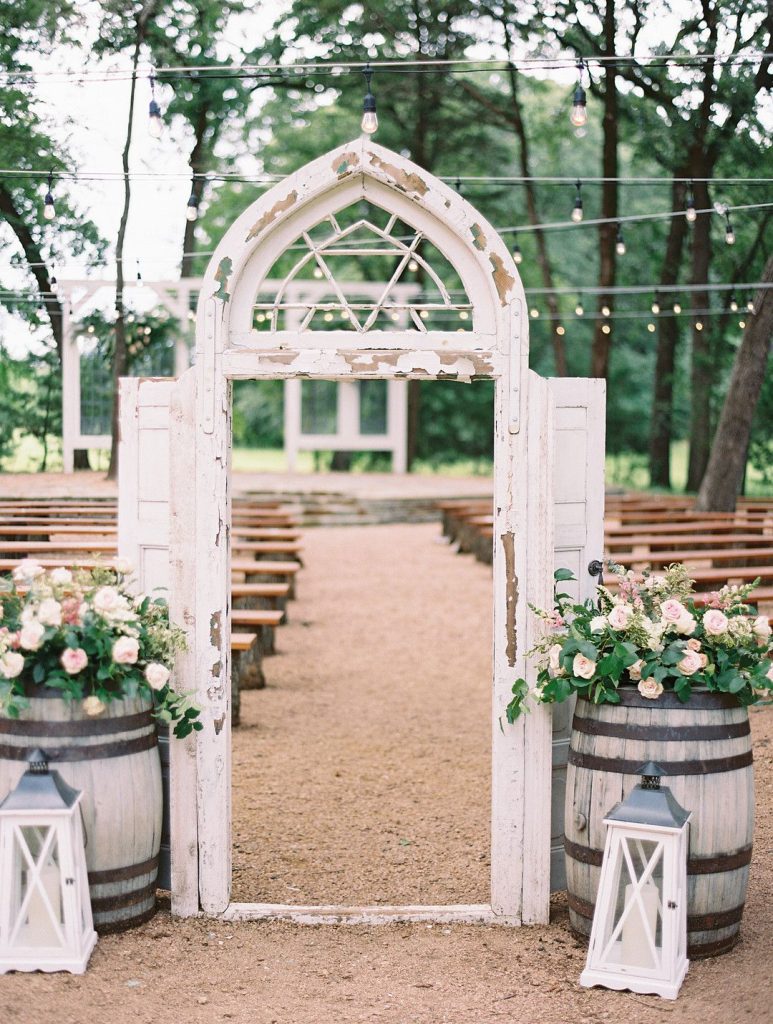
[13,826,65,949]
[603,837,664,973]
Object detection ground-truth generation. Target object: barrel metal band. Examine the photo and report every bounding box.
[88,853,160,886]
[565,838,753,874]
[90,880,157,913]
[0,709,153,737]
[0,730,157,762]
[94,903,157,935]
[570,715,751,742]
[579,690,744,710]
[567,748,753,776]
[568,892,745,931]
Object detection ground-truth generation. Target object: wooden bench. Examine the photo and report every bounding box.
[230,608,284,656]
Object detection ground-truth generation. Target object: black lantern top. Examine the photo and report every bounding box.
[605,762,691,830]
[0,749,81,812]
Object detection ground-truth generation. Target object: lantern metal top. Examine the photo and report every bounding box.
[605,761,691,831]
[0,748,81,812]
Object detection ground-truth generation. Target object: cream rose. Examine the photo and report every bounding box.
[607,603,633,631]
[638,678,664,700]
[50,567,73,586]
[0,651,24,679]
[687,638,702,651]
[674,611,697,636]
[37,598,62,628]
[628,659,644,681]
[589,615,607,633]
[113,557,133,575]
[703,609,729,636]
[112,636,139,664]
[60,648,88,675]
[144,662,170,691]
[12,559,45,583]
[82,695,105,717]
[19,620,45,651]
[93,586,122,616]
[677,649,704,676]
[572,653,596,680]
[548,644,563,677]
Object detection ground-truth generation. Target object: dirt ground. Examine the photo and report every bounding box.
[1,522,771,1024]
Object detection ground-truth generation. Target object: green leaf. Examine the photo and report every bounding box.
[554,568,575,582]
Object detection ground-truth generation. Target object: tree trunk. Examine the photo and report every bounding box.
[695,254,773,511]
[180,103,209,279]
[73,450,91,470]
[106,24,146,481]
[589,0,618,379]
[648,178,689,488]
[685,174,713,491]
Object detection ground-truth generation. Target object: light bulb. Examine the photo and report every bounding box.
[729,294,738,312]
[570,85,587,128]
[695,321,703,331]
[323,311,334,322]
[186,194,199,222]
[601,304,610,317]
[50,276,58,295]
[458,310,469,320]
[601,324,611,334]
[361,109,378,134]
[361,64,378,135]
[43,192,55,220]
[747,300,754,313]
[673,301,681,314]
[725,217,735,245]
[616,231,626,256]
[575,302,584,317]
[739,319,746,328]
[408,259,418,272]
[686,195,697,223]
[512,244,523,265]
[313,267,323,279]
[556,325,565,336]
[651,298,660,315]
[530,307,539,319]
[419,310,428,320]
[647,322,656,333]
[571,201,583,223]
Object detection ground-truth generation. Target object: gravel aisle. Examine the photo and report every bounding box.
[232,522,492,905]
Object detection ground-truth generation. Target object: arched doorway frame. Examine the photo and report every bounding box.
[169,136,556,925]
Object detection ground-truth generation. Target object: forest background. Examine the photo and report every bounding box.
[0,0,770,507]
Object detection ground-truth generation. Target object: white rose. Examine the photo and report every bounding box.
[12,559,45,583]
[674,611,697,636]
[638,678,664,700]
[703,609,729,636]
[144,662,171,691]
[113,557,133,575]
[112,636,139,664]
[82,695,105,717]
[0,651,24,679]
[93,586,121,616]
[19,620,45,651]
[607,603,633,631]
[752,615,771,643]
[50,567,73,586]
[573,653,596,680]
[37,598,62,628]
[590,616,607,633]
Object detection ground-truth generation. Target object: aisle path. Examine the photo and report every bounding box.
[232,522,492,905]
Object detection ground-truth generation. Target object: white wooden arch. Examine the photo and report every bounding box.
[160,136,604,926]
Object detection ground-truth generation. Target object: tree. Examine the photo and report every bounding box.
[696,255,773,511]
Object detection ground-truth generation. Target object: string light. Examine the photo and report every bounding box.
[556,325,565,335]
[739,319,746,328]
[575,296,584,316]
[408,259,419,271]
[571,180,583,222]
[148,74,163,138]
[570,59,588,136]
[50,275,58,295]
[729,291,738,312]
[601,303,611,317]
[672,299,681,313]
[651,292,660,315]
[695,320,704,331]
[43,172,55,221]
[601,323,611,334]
[186,182,199,222]
[530,307,540,318]
[360,63,378,135]
[512,237,523,265]
[647,322,656,332]
[685,188,697,224]
[747,299,755,313]
[724,212,735,244]
[615,224,626,256]
[313,266,323,279]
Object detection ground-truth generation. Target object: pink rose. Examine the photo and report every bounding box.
[60,648,88,675]
[687,638,702,651]
[607,604,633,631]
[677,649,703,676]
[703,609,729,636]
[638,678,664,700]
[112,636,139,665]
[573,653,596,680]
[628,659,644,681]
[661,599,688,623]
[752,616,771,643]
[144,663,170,691]
[61,597,83,626]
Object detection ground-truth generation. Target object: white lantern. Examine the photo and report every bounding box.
[0,749,97,974]
[580,761,691,1000]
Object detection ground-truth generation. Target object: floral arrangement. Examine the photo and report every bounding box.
[0,559,201,739]
[505,562,773,722]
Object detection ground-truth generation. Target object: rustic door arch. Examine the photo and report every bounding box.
[160,137,604,925]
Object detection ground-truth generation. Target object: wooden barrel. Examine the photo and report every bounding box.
[0,690,162,933]
[565,689,754,958]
